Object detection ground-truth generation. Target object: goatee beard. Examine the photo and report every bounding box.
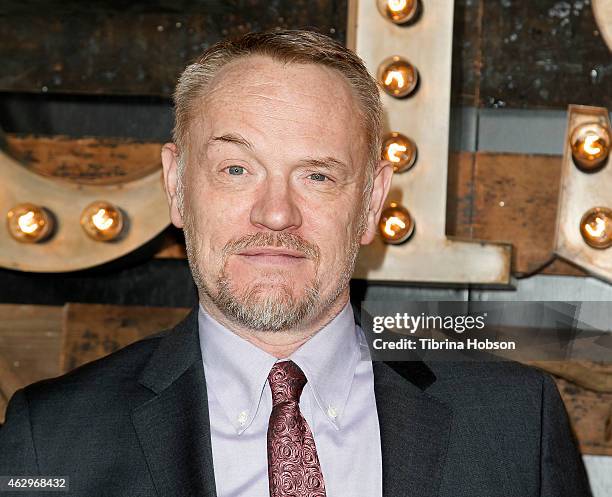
[212,272,322,332]
[184,222,364,333]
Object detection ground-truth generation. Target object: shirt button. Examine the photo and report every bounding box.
[237,410,248,426]
[327,406,338,419]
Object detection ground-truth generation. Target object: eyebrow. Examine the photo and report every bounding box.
[299,156,350,173]
[208,133,254,149]
[208,133,350,172]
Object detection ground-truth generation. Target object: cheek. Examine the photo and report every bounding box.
[184,184,257,265]
[303,206,356,260]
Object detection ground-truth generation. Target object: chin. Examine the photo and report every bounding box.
[241,280,303,302]
[224,284,319,332]
[232,266,310,287]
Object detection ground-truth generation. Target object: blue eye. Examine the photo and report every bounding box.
[227,165,245,175]
[309,173,328,182]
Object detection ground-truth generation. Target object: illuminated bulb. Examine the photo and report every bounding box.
[376,0,419,24]
[377,56,418,98]
[579,207,612,249]
[379,202,414,244]
[382,132,417,173]
[80,201,124,241]
[6,203,54,243]
[570,122,610,171]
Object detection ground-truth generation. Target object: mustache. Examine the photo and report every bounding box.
[223,232,320,261]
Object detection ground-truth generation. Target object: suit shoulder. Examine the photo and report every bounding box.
[429,359,544,382]
[425,360,549,405]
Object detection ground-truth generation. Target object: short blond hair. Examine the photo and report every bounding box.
[172,29,383,207]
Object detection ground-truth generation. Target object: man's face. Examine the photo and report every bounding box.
[163,55,391,333]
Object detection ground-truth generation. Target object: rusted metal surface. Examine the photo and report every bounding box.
[0,0,347,97]
[451,0,482,106]
[479,0,612,109]
[446,150,476,239]
[6,135,162,185]
[471,152,563,276]
[447,151,589,276]
[554,375,612,456]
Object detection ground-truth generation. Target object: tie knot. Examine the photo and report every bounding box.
[268,360,307,407]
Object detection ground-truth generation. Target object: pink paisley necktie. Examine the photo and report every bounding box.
[267,360,327,497]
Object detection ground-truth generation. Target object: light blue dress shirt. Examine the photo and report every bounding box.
[198,300,383,497]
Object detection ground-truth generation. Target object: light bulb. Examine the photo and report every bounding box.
[570,122,610,171]
[382,132,417,173]
[377,56,418,98]
[80,201,124,241]
[579,207,612,249]
[6,203,54,243]
[376,0,419,25]
[379,202,414,244]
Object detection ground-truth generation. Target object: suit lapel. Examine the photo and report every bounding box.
[373,361,453,497]
[131,306,217,497]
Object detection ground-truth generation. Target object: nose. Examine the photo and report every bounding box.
[250,174,302,231]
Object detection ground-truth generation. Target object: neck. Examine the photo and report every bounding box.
[199,290,350,358]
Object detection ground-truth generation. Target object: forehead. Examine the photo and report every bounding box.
[191,55,366,160]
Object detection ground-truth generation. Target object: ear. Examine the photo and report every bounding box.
[360,159,394,245]
[161,143,184,229]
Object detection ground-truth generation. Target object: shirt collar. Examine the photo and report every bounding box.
[288,300,361,430]
[198,300,361,434]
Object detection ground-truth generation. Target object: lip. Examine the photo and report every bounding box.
[238,248,306,258]
[236,248,308,266]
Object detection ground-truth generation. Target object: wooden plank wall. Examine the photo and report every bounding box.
[0,305,63,422]
[61,303,191,371]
